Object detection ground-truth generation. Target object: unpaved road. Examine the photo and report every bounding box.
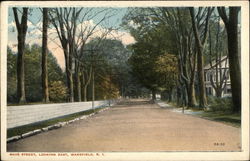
[7,99,241,152]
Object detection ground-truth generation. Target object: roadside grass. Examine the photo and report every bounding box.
[196,111,241,127]
[7,107,104,138]
[161,101,241,127]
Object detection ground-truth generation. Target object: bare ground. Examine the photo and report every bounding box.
[7,99,241,152]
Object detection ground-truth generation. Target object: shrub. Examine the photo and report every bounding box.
[49,81,67,102]
[207,96,233,112]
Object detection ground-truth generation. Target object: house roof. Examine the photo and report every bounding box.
[204,55,228,70]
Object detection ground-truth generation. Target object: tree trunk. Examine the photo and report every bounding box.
[196,47,207,107]
[187,82,196,107]
[74,72,81,102]
[218,7,241,112]
[227,8,241,112]
[13,8,28,103]
[65,51,74,102]
[152,90,156,100]
[168,89,172,102]
[215,88,222,98]
[92,69,95,106]
[41,8,49,103]
[77,74,81,102]
[81,67,92,102]
[16,34,26,103]
[81,74,88,102]
[68,73,74,102]
[50,8,77,103]
[177,84,182,106]
[83,85,88,101]
[74,61,81,102]
[189,7,209,108]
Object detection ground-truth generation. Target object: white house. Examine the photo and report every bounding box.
[204,56,231,97]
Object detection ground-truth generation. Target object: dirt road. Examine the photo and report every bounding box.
[7,99,241,152]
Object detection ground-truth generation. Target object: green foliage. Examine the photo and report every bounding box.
[7,44,65,103]
[154,54,178,91]
[127,24,177,93]
[7,47,17,102]
[83,38,147,99]
[95,75,120,100]
[207,96,233,112]
[24,44,43,102]
[123,8,179,94]
[49,81,67,102]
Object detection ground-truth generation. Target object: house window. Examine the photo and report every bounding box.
[207,72,211,82]
[224,86,231,94]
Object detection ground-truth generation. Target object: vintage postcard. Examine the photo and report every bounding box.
[1,1,249,161]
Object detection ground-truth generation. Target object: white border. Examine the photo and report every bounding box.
[1,1,249,161]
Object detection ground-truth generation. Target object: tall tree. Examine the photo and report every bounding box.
[217,7,241,112]
[49,8,115,102]
[49,8,82,102]
[154,53,178,101]
[41,8,50,102]
[13,7,28,103]
[189,7,213,108]
[7,44,66,103]
[150,7,197,107]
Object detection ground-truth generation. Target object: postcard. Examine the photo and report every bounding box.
[1,1,249,161]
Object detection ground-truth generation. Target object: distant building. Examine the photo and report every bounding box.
[204,56,231,97]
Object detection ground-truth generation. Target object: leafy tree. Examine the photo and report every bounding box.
[157,7,197,107]
[79,38,133,100]
[154,54,178,101]
[124,9,176,100]
[7,44,65,103]
[49,8,116,102]
[7,47,17,103]
[124,7,199,106]
[95,75,120,100]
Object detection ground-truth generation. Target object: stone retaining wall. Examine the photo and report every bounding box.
[7,100,113,129]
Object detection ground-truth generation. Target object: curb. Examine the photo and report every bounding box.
[7,107,110,143]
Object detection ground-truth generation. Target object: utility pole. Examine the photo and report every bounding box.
[92,63,95,111]
[88,49,101,112]
[109,66,112,107]
[79,48,100,111]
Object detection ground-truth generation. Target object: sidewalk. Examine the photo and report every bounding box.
[155,100,204,115]
[155,100,240,127]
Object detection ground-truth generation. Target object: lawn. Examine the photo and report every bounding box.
[197,111,241,127]
[160,101,241,128]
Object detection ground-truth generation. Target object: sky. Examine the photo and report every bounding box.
[8,7,136,69]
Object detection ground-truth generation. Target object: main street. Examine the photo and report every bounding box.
[7,99,240,152]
